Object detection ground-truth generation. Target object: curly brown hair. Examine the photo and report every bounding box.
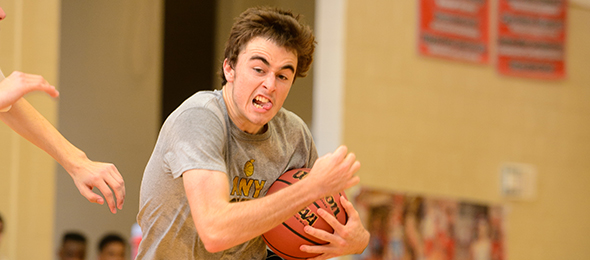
[220,6,316,86]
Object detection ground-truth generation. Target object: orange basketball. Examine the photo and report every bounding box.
[262,168,348,260]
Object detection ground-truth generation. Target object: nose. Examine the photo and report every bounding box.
[0,8,5,21]
[263,73,276,92]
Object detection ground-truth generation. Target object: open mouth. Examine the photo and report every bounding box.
[253,95,272,110]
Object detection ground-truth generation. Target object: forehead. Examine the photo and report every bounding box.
[104,241,125,250]
[64,240,85,249]
[239,37,297,64]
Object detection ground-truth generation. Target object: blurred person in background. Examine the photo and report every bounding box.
[58,232,87,260]
[0,212,5,260]
[97,233,126,260]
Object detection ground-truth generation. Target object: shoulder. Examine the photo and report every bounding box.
[271,108,311,137]
[273,108,307,128]
[166,90,225,122]
[160,90,226,134]
[177,90,224,112]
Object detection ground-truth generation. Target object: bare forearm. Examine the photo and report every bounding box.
[185,170,324,252]
[0,98,87,171]
[187,146,360,252]
[1,98,125,213]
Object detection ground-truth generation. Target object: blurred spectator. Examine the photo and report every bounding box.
[0,212,4,246]
[97,233,126,260]
[58,232,87,260]
[0,212,5,260]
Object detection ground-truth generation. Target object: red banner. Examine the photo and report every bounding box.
[496,0,567,79]
[418,0,490,63]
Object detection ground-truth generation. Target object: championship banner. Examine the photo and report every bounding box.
[496,0,567,79]
[354,188,505,260]
[418,0,490,63]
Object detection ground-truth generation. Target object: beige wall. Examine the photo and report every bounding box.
[1,0,162,259]
[0,0,60,259]
[53,0,162,259]
[344,1,590,259]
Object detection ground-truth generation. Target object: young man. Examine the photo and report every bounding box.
[97,233,126,260]
[58,232,87,260]
[137,7,369,259]
[0,6,124,214]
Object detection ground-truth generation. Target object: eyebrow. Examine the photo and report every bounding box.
[250,55,295,73]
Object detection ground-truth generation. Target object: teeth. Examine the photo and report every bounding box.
[255,96,269,103]
[253,103,263,109]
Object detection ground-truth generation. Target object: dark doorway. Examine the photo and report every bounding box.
[161,0,217,123]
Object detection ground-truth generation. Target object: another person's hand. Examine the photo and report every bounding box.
[67,158,126,214]
[300,195,370,260]
[0,71,59,111]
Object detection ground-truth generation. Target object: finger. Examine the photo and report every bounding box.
[30,84,59,98]
[339,152,358,174]
[340,195,359,220]
[303,224,334,244]
[94,180,117,214]
[306,254,334,260]
[300,242,332,254]
[105,165,126,210]
[344,176,361,190]
[22,74,60,98]
[333,145,348,161]
[104,173,125,210]
[316,208,345,233]
[43,85,60,98]
[76,182,105,205]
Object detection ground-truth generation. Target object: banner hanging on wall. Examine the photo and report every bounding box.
[418,0,490,63]
[354,187,505,260]
[496,0,567,79]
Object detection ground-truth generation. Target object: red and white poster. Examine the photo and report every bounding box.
[418,0,490,63]
[354,188,505,260]
[496,0,567,79]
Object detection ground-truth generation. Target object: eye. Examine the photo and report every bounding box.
[253,67,264,74]
[278,74,289,81]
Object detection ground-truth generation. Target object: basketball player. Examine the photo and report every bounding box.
[137,6,369,259]
[0,6,125,214]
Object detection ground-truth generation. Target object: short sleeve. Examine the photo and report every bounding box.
[163,107,227,178]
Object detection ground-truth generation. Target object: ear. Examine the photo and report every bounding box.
[223,59,235,83]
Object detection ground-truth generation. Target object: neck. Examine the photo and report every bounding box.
[222,85,265,134]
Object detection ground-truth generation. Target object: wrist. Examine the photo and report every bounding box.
[58,148,89,175]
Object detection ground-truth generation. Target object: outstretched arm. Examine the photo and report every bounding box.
[0,72,125,213]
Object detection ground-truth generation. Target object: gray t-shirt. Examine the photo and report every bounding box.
[137,90,318,259]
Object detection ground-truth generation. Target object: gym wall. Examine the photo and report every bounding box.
[343,1,590,259]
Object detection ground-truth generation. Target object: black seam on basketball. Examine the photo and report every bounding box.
[275,179,292,185]
[262,235,309,260]
[281,223,324,245]
[312,202,320,209]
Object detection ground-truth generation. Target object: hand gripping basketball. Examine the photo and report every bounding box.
[262,168,348,260]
